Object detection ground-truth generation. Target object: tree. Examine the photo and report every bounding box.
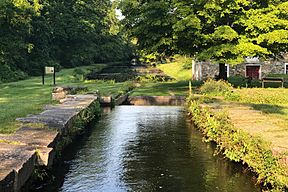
[245,1,288,57]
[0,0,134,81]
[173,0,288,79]
[0,0,41,81]
[120,0,288,80]
[119,0,176,61]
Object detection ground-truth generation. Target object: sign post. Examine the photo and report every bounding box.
[42,66,56,85]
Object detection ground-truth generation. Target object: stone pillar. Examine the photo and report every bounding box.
[192,59,196,80]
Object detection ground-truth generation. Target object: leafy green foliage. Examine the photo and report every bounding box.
[73,68,90,82]
[185,0,285,64]
[0,64,28,83]
[120,0,288,75]
[136,74,170,83]
[200,79,233,96]
[0,0,134,82]
[119,0,175,59]
[187,98,288,190]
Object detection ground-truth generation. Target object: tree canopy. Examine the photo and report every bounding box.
[120,0,288,66]
[0,0,133,82]
[119,0,176,60]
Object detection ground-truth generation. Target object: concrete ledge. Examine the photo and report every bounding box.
[115,94,129,105]
[100,93,129,107]
[100,96,112,107]
[0,95,98,191]
[128,96,186,106]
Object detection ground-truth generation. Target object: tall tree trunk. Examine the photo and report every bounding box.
[218,63,227,80]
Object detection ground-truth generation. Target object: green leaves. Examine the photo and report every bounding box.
[120,0,176,57]
[189,0,288,64]
[120,0,288,66]
[207,25,239,41]
[258,29,288,45]
[0,0,133,81]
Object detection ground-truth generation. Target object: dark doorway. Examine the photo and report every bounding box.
[246,66,260,79]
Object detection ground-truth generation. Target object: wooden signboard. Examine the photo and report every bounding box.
[43,66,56,85]
[45,67,54,74]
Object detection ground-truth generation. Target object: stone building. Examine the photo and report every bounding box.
[192,57,288,80]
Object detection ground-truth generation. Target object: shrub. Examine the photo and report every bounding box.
[227,76,262,88]
[136,74,171,83]
[182,59,192,70]
[117,81,136,96]
[0,64,28,83]
[73,68,87,82]
[200,79,233,96]
[228,76,247,87]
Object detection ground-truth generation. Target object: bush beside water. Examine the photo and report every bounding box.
[200,79,233,96]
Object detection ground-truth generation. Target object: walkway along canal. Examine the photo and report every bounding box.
[33,106,260,192]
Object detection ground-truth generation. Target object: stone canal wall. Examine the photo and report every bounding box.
[127,96,186,106]
[0,95,99,192]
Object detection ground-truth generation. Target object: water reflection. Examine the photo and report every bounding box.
[39,106,260,192]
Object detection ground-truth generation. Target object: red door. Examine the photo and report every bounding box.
[246,66,260,79]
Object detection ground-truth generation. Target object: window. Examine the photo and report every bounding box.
[285,63,288,74]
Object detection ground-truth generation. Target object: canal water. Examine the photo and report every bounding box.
[37,106,260,192]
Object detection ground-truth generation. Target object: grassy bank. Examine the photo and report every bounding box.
[0,64,133,134]
[157,56,192,81]
[131,56,194,96]
[187,97,288,191]
[189,79,288,190]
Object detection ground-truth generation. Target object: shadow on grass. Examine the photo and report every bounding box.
[251,104,286,115]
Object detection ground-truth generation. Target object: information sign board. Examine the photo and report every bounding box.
[43,66,56,85]
[45,67,54,74]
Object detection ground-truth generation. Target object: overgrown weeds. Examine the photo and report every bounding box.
[200,79,234,97]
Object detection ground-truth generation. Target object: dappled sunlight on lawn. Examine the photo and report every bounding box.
[158,58,192,81]
[0,98,8,103]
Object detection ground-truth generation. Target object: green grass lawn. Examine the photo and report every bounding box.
[0,64,133,134]
[131,57,193,96]
[157,57,192,81]
[234,88,288,125]
[201,79,288,123]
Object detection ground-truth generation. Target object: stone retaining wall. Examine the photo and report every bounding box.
[115,94,129,106]
[0,95,99,191]
[128,96,186,106]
